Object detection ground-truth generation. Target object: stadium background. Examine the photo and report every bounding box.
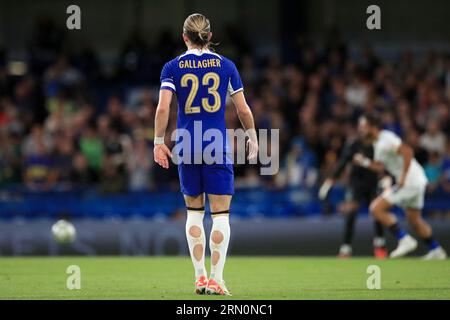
[0,0,450,256]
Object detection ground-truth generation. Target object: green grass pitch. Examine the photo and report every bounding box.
[0,257,449,299]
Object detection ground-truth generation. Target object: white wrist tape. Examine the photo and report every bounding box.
[154,136,165,145]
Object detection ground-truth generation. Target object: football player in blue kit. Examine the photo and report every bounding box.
[153,13,258,295]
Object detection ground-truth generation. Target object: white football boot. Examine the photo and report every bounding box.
[390,235,418,258]
[422,247,447,260]
[338,244,352,258]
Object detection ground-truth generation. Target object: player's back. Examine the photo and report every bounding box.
[160,48,243,156]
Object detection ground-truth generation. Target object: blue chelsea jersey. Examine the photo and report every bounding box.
[160,48,243,155]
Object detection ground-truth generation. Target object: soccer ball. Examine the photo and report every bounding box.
[51,219,76,244]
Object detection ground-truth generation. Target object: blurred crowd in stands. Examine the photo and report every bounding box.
[1,17,450,205]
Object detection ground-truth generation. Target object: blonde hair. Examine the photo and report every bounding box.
[183,13,211,48]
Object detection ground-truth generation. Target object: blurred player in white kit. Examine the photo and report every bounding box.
[355,114,447,260]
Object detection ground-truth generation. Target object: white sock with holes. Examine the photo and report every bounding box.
[186,210,207,279]
[209,214,230,283]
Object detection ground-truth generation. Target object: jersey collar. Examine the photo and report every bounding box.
[178,48,222,60]
[185,48,211,55]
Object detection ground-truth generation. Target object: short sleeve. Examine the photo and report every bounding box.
[160,62,176,93]
[227,61,243,96]
[383,131,401,153]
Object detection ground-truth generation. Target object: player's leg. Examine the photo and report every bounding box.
[184,193,208,293]
[338,198,359,258]
[373,221,388,259]
[203,160,233,295]
[369,196,397,226]
[367,190,387,259]
[404,208,447,260]
[207,193,232,293]
[369,194,417,258]
[178,164,208,293]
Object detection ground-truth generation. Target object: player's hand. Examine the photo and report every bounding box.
[353,153,371,168]
[318,178,334,200]
[154,144,172,169]
[352,153,364,166]
[378,176,393,191]
[247,139,258,161]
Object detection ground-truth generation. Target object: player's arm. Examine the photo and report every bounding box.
[352,153,385,172]
[230,91,258,160]
[153,89,173,169]
[319,142,354,200]
[396,143,413,188]
[331,141,356,180]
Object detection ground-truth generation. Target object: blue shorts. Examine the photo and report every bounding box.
[178,161,234,196]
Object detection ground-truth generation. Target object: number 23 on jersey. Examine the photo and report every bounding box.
[181,72,221,114]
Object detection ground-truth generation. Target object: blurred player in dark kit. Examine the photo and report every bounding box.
[320,133,387,258]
